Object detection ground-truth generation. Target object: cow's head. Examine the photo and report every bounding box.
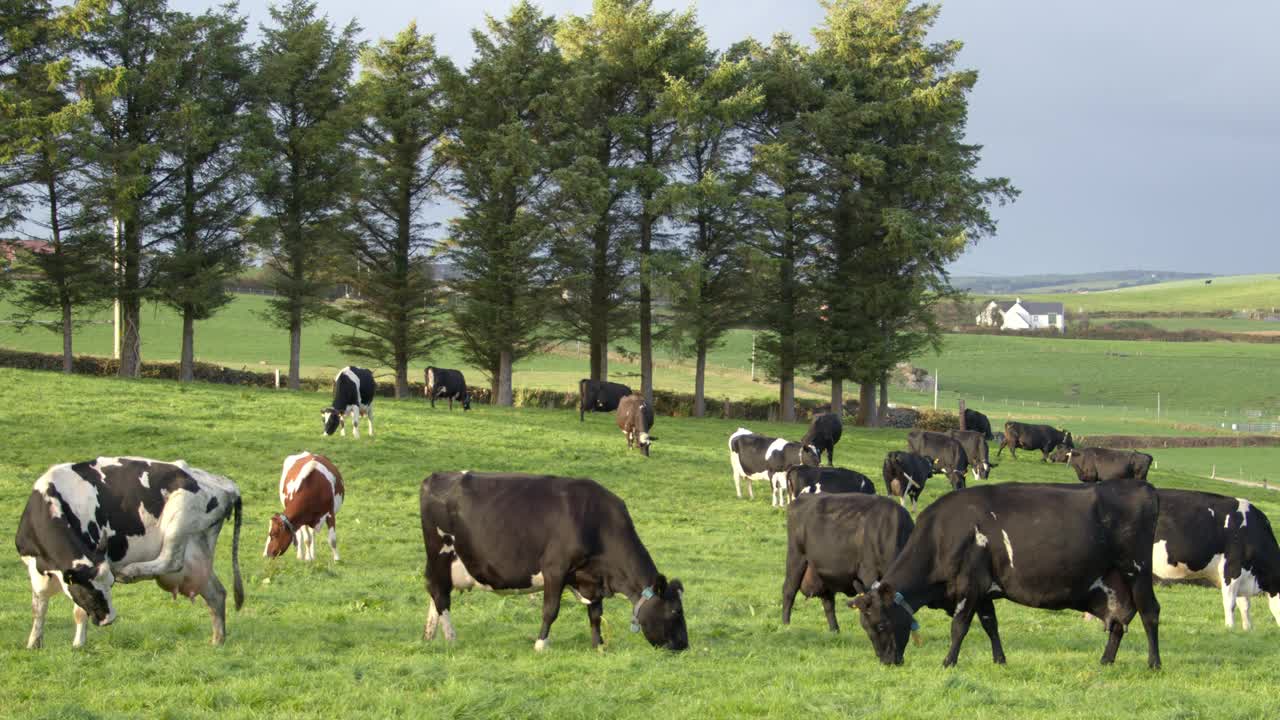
[1049,444,1073,464]
[800,444,821,468]
[638,430,652,456]
[1061,431,1074,449]
[635,575,687,651]
[321,407,341,436]
[849,583,915,666]
[62,561,116,626]
[263,514,296,558]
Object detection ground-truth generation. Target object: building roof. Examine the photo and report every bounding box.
[1018,301,1064,315]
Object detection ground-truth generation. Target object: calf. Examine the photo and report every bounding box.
[881,451,937,512]
[996,421,1071,461]
[419,471,687,651]
[948,429,992,481]
[849,481,1161,669]
[264,452,345,562]
[616,394,655,456]
[782,493,914,631]
[323,366,375,438]
[728,428,821,507]
[785,466,875,501]
[1152,489,1280,630]
[801,412,843,466]
[579,379,632,421]
[16,457,244,648]
[425,367,471,410]
[907,430,969,489]
[1049,446,1153,483]
[963,409,994,441]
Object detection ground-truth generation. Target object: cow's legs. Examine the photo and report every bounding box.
[942,598,978,667]
[1237,595,1252,630]
[72,605,89,648]
[1268,594,1280,626]
[1100,618,1125,664]
[115,495,200,582]
[587,600,605,650]
[27,591,49,650]
[326,515,340,561]
[295,527,306,560]
[819,593,839,633]
[534,575,564,651]
[1221,581,1243,629]
[365,406,374,437]
[200,572,228,645]
[424,582,455,643]
[1130,573,1161,669]
[350,408,360,439]
[975,599,1006,664]
[780,556,806,626]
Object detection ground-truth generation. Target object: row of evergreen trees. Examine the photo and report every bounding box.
[1,0,1015,422]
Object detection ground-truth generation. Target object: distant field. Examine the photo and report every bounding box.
[1020,273,1280,314]
[1151,447,1279,485]
[1110,317,1280,334]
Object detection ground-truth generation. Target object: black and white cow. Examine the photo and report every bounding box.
[849,481,1161,669]
[882,451,938,513]
[785,466,875,501]
[578,379,633,422]
[419,471,687,651]
[616,394,655,456]
[1152,489,1280,630]
[906,430,969,489]
[996,421,1072,461]
[424,367,471,411]
[323,366,375,438]
[782,493,914,631]
[728,428,821,507]
[1049,446,1153,483]
[15,457,244,648]
[963,408,994,441]
[947,429,993,481]
[801,412,843,466]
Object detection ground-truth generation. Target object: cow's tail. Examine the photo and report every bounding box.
[231,495,244,611]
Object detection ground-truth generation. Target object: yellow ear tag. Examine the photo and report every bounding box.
[911,630,923,646]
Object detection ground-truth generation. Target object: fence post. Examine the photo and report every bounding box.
[274,369,280,389]
[959,399,967,430]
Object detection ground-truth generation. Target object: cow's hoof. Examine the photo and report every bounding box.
[993,655,1006,665]
[1099,656,1115,666]
[595,644,606,654]
[1149,659,1162,670]
[534,638,549,652]
[26,639,42,650]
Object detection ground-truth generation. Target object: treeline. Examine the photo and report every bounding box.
[1,0,1013,422]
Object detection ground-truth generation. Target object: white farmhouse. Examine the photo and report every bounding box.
[975,298,1066,332]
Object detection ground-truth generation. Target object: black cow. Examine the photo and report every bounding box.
[1049,446,1153,483]
[881,451,937,512]
[848,481,1161,669]
[802,413,843,466]
[996,421,1071,461]
[948,429,993,481]
[728,428,821,507]
[785,466,876,501]
[425,367,471,410]
[1152,489,1280,629]
[906,430,969,489]
[782,493,914,631]
[16,457,244,648]
[323,366,375,438]
[419,471,687,651]
[616,394,655,456]
[963,409,994,441]
[579,379,633,421]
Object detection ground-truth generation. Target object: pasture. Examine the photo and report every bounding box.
[1020,273,1280,315]
[2,368,1278,719]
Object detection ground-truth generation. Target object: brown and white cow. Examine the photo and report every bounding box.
[264,452,345,562]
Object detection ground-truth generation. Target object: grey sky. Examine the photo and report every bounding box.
[175,0,1280,276]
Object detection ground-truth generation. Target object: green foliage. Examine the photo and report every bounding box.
[913,408,960,431]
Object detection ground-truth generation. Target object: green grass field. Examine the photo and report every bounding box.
[1021,273,1280,315]
[2,368,1279,719]
[1112,317,1280,334]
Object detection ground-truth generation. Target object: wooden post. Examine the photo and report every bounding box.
[959,399,967,430]
[274,369,280,389]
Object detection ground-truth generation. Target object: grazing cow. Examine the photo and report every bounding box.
[265,452,345,562]
[996,421,1071,461]
[785,466,875,501]
[419,471,687,651]
[881,451,937,512]
[728,428,821,506]
[616,394,655,456]
[1152,489,1280,630]
[963,409,994,441]
[578,379,633,421]
[907,430,969,489]
[802,413,843,466]
[16,457,244,648]
[424,367,471,411]
[782,493,914,631]
[948,429,993,481]
[848,481,1161,669]
[323,366,375,438]
[1049,446,1153,483]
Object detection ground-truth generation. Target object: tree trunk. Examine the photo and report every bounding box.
[780,376,795,424]
[639,204,654,405]
[589,219,610,382]
[117,221,142,378]
[879,374,889,421]
[693,338,707,418]
[60,301,73,374]
[497,349,514,406]
[395,356,408,400]
[288,312,302,390]
[180,308,195,382]
[831,376,844,416]
[856,381,877,426]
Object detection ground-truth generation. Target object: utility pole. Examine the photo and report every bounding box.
[933,369,939,410]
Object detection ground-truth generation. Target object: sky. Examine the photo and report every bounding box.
[170,0,1280,276]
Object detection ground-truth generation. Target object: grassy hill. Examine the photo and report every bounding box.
[954,270,1209,295]
[1,368,1278,718]
[1021,273,1280,315]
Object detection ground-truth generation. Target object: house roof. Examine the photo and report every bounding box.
[1019,301,1064,315]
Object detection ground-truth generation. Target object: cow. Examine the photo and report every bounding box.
[906,430,969,489]
[948,429,993,481]
[1151,489,1280,630]
[782,493,914,632]
[419,471,687,652]
[848,481,1161,669]
[728,428,821,507]
[996,421,1071,461]
[578,379,633,421]
[16,457,244,649]
[616,394,655,457]
[264,452,345,562]
[881,451,937,513]
[424,367,471,411]
[963,408,994,441]
[1049,446,1153,483]
[801,412,843,466]
[323,366,375,438]
[785,466,876,502]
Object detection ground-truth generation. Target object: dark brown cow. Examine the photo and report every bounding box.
[616,394,655,456]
